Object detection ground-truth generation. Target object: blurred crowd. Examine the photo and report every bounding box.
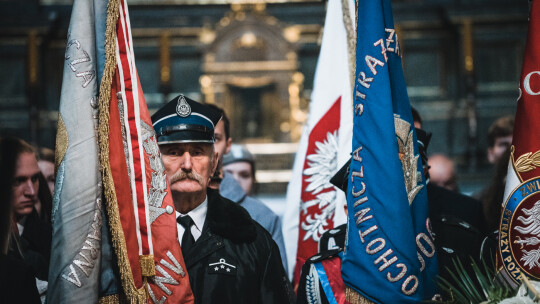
[0,103,515,302]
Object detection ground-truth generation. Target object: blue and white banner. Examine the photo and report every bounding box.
[341,0,438,302]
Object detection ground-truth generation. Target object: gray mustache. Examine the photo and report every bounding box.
[169,170,205,185]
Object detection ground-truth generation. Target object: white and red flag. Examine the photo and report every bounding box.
[48,0,194,302]
[498,0,540,288]
[282,0,355,286]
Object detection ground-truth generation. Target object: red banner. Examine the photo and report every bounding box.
[294,97,342,285]
[498,0,540,287]
[99,0,194,302]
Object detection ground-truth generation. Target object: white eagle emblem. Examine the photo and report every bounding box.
[301,131,339,242]
[514,200,540,269]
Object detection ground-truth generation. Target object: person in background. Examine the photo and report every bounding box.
[476,115,514,232]
[480,147,512,238]
[151,95,294,304]
[416,128,486,298]
[0,137,46,302]
[428,153,459,192]
[411,106,423,129]
[37,147,55,195]
[3,138,52,282]
[206,104,232,188]
[35,147,55,223]
[486,115,514,165]
[208,105,289,273]
[222,144,256,196]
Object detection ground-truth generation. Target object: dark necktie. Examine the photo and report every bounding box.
[177,215,195,257]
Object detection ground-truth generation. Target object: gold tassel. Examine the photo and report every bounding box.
[139,254,156,277]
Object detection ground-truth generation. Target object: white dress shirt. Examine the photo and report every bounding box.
[176,197,208,247]
[16,215,27,236]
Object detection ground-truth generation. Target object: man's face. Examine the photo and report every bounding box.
[488,135,513,164]
[38,160,55,195]
[223,161,254,195]
[161,143,217,196]
[213,120,232,162]
[12,152,41,219]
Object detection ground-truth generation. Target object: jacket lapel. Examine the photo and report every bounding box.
[184,225,224,269]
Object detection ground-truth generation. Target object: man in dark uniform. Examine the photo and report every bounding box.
[416,128,486,297]
[151,95,294,304]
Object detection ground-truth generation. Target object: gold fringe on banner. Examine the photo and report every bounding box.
[97,0,147,302]
[341,0,356,95]
[98,294,121,304]
[345,286,374,304]
[55,115,68,171]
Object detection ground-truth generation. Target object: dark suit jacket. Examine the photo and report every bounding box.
[9,210,52,281]
[0,254,41,303]
[427,183,486,291]
[428,183,486,232]
[183,189,294,304]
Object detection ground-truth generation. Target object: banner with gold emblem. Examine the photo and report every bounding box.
[498,0,540,288]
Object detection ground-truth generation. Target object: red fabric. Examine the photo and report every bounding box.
[294,97,341,287]
[106,0,194,301]
[116,1,149,255]
[496,0,540,284]
[321,256,346,304]
[109,73,143,288]
[513,0,540,182]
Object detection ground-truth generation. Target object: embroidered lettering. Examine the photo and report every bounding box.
[401,275,419,295]
[366,238,385,254]
[61,265,82,288]
[358,225,378,243]
[355,104,364,116]
[416,233,435,258]
[357,72,373,89]
[374,39,388,62]
[365,55,384,75]
[417,251,425,272]
[147,283,166,304]
[355,208,372,225]
[353,196,368,208]
[356,88,366,100]
[73,251,94,277]
[153,265,178,296]
[374,249,397,272]
[524,71,540,96]
[351,182,366,197]
[387,263,407,282]
[161,251,185,277]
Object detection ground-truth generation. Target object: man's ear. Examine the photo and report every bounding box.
[212,151,219,174]
[225,137,232,155]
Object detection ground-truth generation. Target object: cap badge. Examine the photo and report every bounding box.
[176,95,191,117]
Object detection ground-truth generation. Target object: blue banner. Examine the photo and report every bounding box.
[341,0,438,302]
